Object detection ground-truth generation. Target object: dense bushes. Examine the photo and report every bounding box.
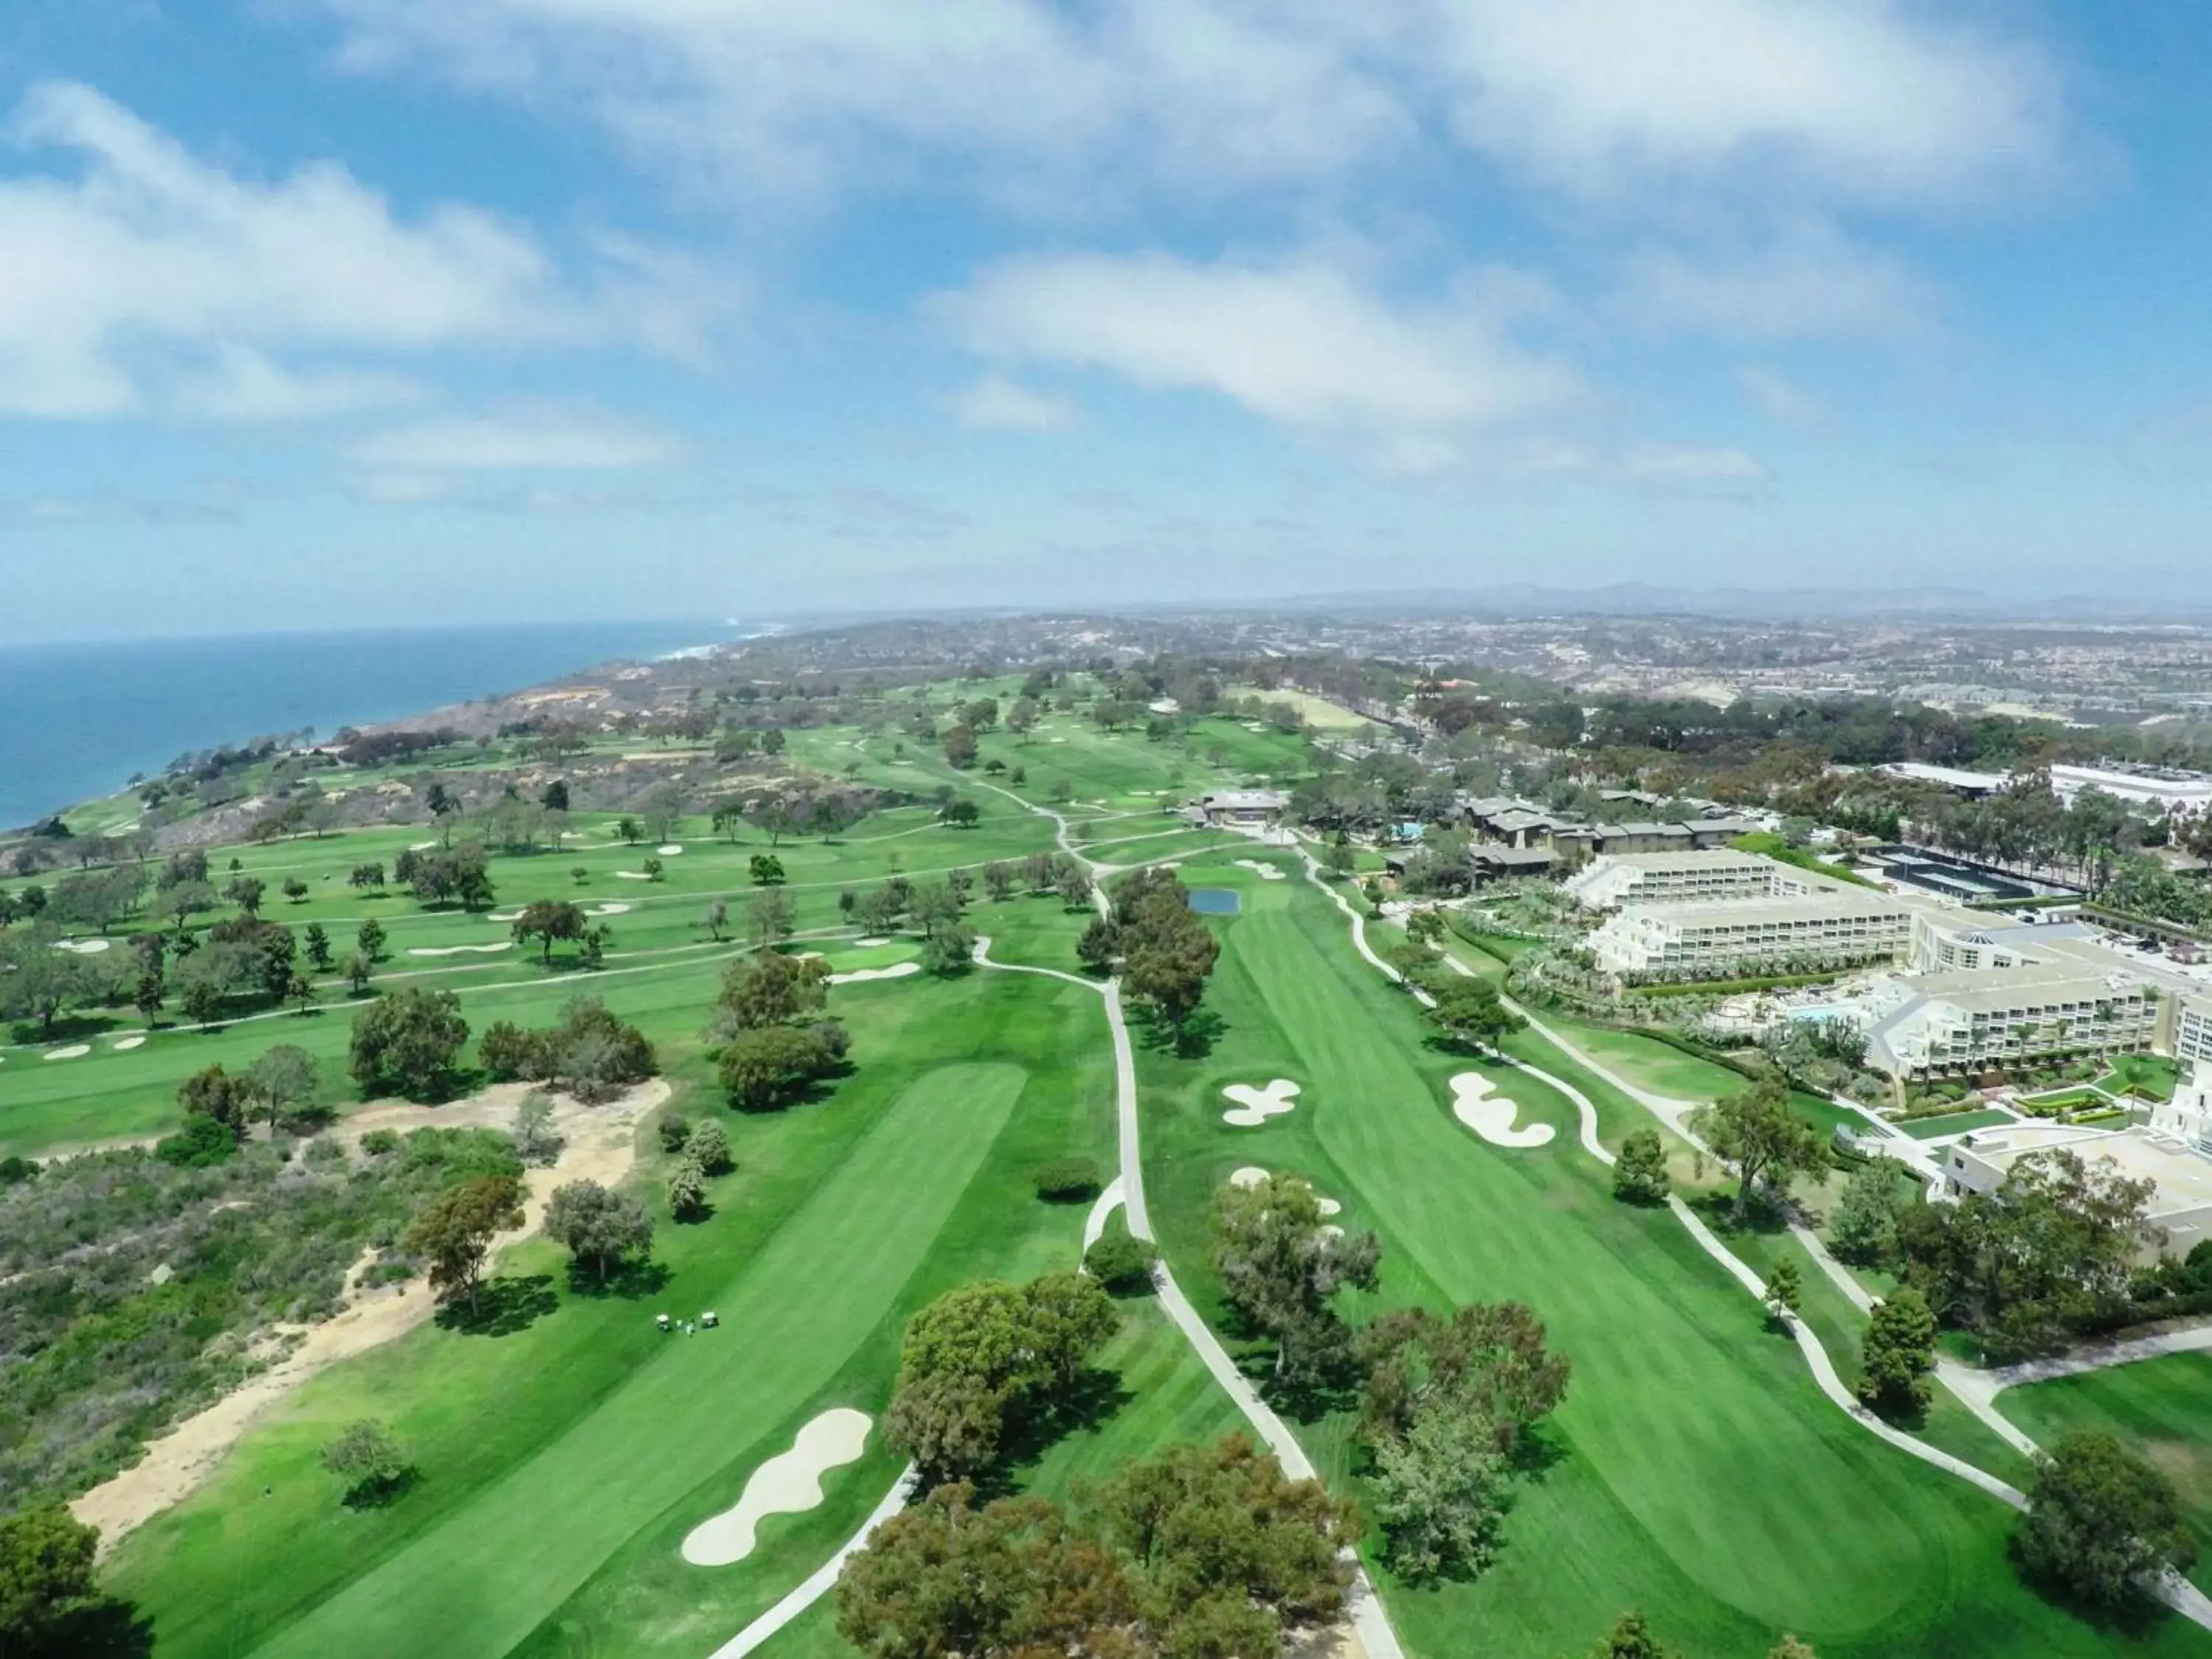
[0,1127,520,1505]
[478,997,656,1102]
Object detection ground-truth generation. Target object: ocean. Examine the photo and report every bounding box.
[0,622,734,830]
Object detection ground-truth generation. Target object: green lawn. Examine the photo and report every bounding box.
[2093,1054,2183,1102]
[1901,1109,2020,1140]
[1141,860,2208,1658]
[1999,1353,2212,1594]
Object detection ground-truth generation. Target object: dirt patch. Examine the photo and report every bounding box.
[71,1078,668,1550]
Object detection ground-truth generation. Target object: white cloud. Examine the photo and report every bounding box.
[1614,222,1934,341]
[349,406,686,471]
[1737,366,1829,431]
[312,1,2067,215]
[936,251,1574,465]
[1618,443,1767,486]
[0,82,706,420]
[1430,0,2062,209]
[945,375,1078,432]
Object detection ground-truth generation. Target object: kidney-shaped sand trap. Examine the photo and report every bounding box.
[1227,1166,1341,1214]
[44,1044,91,1061]
[112,1035,146,1051]
[657,844,685,856]
[408,942,515,958]
[681,1408,872,1567]
[53,938,113,954]
[1222,1079,1301,1127]
[1233,859,1287,882]
[591,902,633,917]
[827,961,922,986]
[1450,1073,1554,1149]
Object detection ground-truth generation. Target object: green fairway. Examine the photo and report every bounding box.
[1136,856,2210,1658]
[1999,1353,2212,1593]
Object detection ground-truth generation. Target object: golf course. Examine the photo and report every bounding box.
[7,682,2209,1658]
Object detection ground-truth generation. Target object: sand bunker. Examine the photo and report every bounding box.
[681,1409,873,1567]
[657,844,685,856]
[112,1036,146,1052]
[1320,1224,1346,1241]
[44,1045,91,1061]
[54,938,112,954]
[591,902,633,917]
[1234,859,1287,882]
[1450,1074,1554,1150]
[853,936,893,947]
[409,840,439,851]
[487,911,525,923]
[407,942,515,958]
[613,870,655,881]
[1222,1079,1301,1127]
[827,961,921,986]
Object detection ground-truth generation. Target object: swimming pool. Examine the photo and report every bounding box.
[1186,888,1242,916]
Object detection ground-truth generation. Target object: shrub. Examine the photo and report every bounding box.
[1083,1232,1156,1295]
[656,1113,692,1154]
[360,1128,400,1157]
[1033,1158,1103,1203]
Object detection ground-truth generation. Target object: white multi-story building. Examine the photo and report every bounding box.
[1565,849,1777,909]
[1865,960,2165,1079]
[2176,990,2212,1068]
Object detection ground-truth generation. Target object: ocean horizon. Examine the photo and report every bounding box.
[0,620,736,830]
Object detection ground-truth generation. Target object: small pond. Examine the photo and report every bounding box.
[1186,888,1242,916]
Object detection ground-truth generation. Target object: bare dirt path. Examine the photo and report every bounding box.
[70,1079,666,1551]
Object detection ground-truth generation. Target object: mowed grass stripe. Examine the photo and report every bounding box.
[252,1062,1029,1659]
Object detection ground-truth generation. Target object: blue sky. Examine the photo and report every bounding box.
[1,1,2208,641]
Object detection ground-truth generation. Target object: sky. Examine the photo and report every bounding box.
[2,1,2210,641]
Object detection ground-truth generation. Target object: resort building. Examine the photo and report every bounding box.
[1942,1121,2212,1259]
[1587,887,1919,978]
[1863,959,2166,1080]
[2176,990,2212,1068]
[1567,849,1784,909]
[1195,790,1287,828]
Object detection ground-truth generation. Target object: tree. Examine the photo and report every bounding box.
[1763,1257,1802,1327]
[513,1091,563,1164]
[942,723,978,768]
[349,987,469,1101]
[919,914,975,976]
[938,797,981,828]
[1367,1401,1509,1582]
[1423,976,1525,1054]
[719,1024,839,1110]
[1213,1174,1380,1391]
[1768,1640,1819,1659]
[1691,1077,1825,1221]
[1590,1612,1677,1658]
[748,852,786,886]
[1076,916,1116,973]
[1357,1301,1571,1454]
[304,921,333,972]
[341,952,374,995]
[357,917,387,961]
[715,949,829,1030]
[1830,1159,1903,1265]
[224,874,265,916]
[282,877,310,905]
[246,1043,319,1130]
[1858,1287,1938,1417]
[616,816,640,844]
[2016,1430,2195,1609]
[668,1160,708,1220]
[404,1173,524,1311]
[700,898,728,942]
[512,899,588,964]
[0,1503,100,1649]
[321,1419,408,1502]
[748,886,797,947]
[1091,1435,1355,1649]
[1018,1270,1118,1393]
[1084,1231,1157,1295]
[541,779,571,813]
[0,930,103,1037]
[179,1063,252,1142]
[1612,1128,1669,1205]
[686,1116,732,1175]
[835,1484,1135,1659]
[543,1179,655,1284]
[643,857,665,883]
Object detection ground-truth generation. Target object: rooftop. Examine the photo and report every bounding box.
[1957,1124,2212,1220]
[1625,889,1913,928]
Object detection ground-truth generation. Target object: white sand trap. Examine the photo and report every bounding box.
[827,961,922,985]
[1230,1166,1271,1189]
[681,1410,873,1567]
[591,902,633,917]
[1318,1197,1342,1217]
[613,870,655,880]
[853,936,893,947]
[44,1044,91,1060]
[1051,737,1068,743]
[407,942,515,959]
[487,910,524,922]
[1320,1224,1346,1241]
[112,1036,146,1052]
[409,840,439,851]
[1450,1074,1554,1150]
[54,938,113,954]
[1222,1079,1301,1127]
[1234,859,1287,882]
[657,844,685,856]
